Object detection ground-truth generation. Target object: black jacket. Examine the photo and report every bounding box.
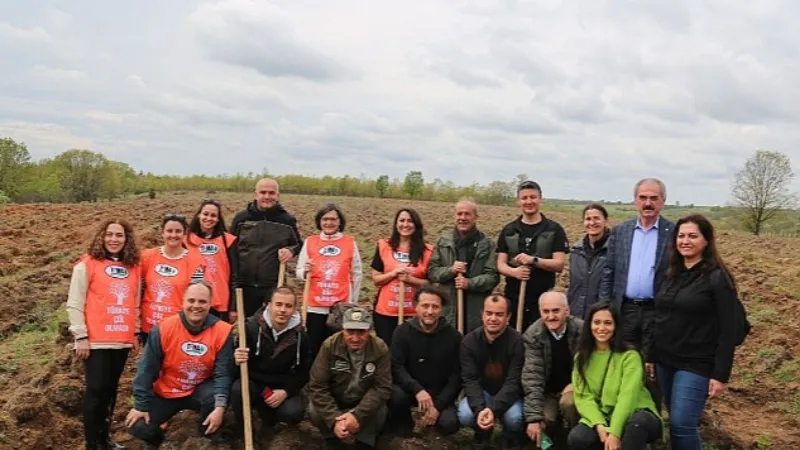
[391,317,462,410]
[647,263,737,382]
[231,201,301,293]
[461,326,524,415]
[240,306,312,396]
[567,233,609,319]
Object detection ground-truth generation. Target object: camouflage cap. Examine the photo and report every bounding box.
[342,306,372,330]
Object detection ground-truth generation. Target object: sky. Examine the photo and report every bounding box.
[1,0,799,206]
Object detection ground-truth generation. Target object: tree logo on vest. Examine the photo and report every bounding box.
[155,264,179,277]
[319,245,341,257]
[319,259,341,281]
[181,341,209,357]
[198,243,220,256]
[152,279,174,303]
[105,265,130,279]
[109,280,131,305]
[393,251,410,263]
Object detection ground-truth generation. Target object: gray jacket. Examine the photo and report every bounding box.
[567,235,609,320]
[521,316,583,423]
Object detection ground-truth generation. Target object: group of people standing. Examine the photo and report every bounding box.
[67,176,741,450]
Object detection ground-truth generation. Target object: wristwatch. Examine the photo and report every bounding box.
[532,256,540,266]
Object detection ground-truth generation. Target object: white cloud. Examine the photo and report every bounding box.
[0,0,798,205]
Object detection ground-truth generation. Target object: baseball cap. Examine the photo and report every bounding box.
[342,306,372,330]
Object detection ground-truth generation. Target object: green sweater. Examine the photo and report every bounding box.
[572,349,660,438]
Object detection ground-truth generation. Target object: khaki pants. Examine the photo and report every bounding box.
[543,391,579,432]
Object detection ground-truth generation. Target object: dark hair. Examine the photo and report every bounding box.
[582,203,609,219]
[188,199,228,239]
[269,286,298,305]
[88,219,140,266]
[161,213,189,231]
[574,302,632,388]
[413,284,449,307]
[390,208,426,265]
[315,203,346,232]
[667,214,735,286]
[482,294,511,313]
[517,180,542,196]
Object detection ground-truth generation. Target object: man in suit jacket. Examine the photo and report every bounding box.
[599,178,674,349]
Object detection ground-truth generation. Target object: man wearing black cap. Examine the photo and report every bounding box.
[307,306,392,449]
[496,181,569,332]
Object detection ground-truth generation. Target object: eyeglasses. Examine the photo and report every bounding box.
[201,198,221,207]
[163,213,187,221]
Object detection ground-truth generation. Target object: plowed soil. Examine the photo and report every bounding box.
[0,193,798,450]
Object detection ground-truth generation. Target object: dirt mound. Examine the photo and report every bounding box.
[1,194,798,449]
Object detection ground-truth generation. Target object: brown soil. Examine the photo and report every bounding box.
[0,193,798,450]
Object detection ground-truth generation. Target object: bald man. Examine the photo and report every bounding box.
[521,291,582,447]
[230,178,302,319]
[428,199,499,333]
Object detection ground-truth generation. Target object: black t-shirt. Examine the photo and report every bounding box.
[370,246,384,272]
[546,332,572,394]
[496,216,569,301]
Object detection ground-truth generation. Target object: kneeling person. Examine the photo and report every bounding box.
[232,286,312,440]
[307,307,392,449]
[125,280,234,449]
[458,294,526,449]
[389,285,462,436]
[522,291,582,446]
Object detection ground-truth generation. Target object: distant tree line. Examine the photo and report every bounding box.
[0,137,533,206]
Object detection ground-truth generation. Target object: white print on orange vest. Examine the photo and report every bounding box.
[174,360,209,392]
[387,300,413,309]
[106,306,131,315]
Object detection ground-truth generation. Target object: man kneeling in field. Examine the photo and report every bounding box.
[125,280,234,449]
[388,285,462,436]
[307,306,392,449]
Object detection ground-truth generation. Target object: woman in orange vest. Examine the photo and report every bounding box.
[125,279,234,448]
[371,207,433,347]
[185,198,238,323]
[140,214,205,342]
[66,219,142,450]
[296,203,362,358]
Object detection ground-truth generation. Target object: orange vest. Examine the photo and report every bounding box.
[306,234,355,308]
[80,255,141,345]
[141,248,206,333]
[152,314,232,399]
[374,239,433,317]
[186,233,236,312]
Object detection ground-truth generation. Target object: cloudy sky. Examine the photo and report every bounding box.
[1,0,799,205]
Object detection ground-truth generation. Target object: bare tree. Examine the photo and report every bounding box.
[732,150,798,235]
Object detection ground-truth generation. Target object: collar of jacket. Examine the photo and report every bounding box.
[511,213,553,232]
[527,316,582,340]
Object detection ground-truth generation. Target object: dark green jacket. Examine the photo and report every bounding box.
[427,229,499,332]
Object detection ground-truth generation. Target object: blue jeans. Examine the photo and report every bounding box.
[457,392,524,440]
[657,364,709,450]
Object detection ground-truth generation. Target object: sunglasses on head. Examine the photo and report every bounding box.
[201,198,220,207]
[163,213,187,221]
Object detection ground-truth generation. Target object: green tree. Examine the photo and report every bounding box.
[732,149,798,235]
[0,137,32,200]
[403,170,424,198]
[376,175,389,198]
[56,149,108,202]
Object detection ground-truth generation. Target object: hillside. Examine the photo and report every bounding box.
[0,193,798,449]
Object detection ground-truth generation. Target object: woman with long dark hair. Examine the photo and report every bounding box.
[567,203,610,319]
[370,208,433,347]
[185,198,238,322]
[66,219,142,450]
[296,203,362,358]
[569,302,661,450]
[646,215,737,450]
[140,214,205,341]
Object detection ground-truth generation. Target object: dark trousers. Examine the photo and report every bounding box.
[373,312,409,348]
[620,300,655,350]
[231,379,305,432]
[241,286,274,317]
[505,284,547,332]
[306,312,333,361]
[567,410,661,450]
[388,385,459,435]
[129,380,217,446]
[83,348,130,448]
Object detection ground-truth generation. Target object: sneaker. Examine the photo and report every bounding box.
[104,440,126,450]
[142,443,160,450]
